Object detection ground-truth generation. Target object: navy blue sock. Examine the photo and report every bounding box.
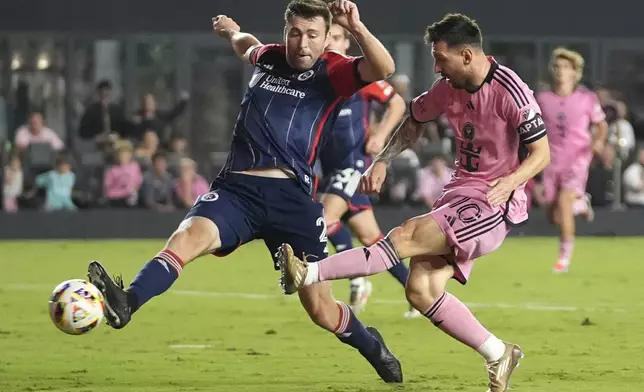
[127,250,184,313]
[329,222,354,253]
[335,302,378,356]
[387,262,409,287]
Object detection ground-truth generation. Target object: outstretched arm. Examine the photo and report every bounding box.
[212,15,262,64]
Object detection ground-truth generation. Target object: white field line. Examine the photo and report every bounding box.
[169,344,212,349]
[8,283,625,312]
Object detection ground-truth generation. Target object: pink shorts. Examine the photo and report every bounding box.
[543,156,591,203]
[429,190,510,285]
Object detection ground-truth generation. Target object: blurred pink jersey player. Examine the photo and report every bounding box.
[277,13,551,392]
[536,48,608,273]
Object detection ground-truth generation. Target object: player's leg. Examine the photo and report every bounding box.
[345,208,417,318]
[264,184,402,383]
[347,208,409,287]
[542,166,561,225]
[279,212,450,291]
[406,255,523,391]
[88,185,260,329]
[320,192,373,312]
[553,159,591,273]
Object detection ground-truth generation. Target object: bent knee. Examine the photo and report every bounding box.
[387,216,448,258]
[167,217,221,263]
[357,230,382,247]
[405,279,444,311]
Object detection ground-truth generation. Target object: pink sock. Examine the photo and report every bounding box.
[423,292,491,350]
[559,238,574,262]
[317,237,400,281]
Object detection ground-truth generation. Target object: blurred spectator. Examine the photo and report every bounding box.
[605,102,635,159]
[33,154,76,211]
[623,146,644,208]
[3,152,23,212]
[174,158,209,208]
[167,133,189,176]
[141,152,174,212]
[135,129,160,172]
[386,149,421,204]
[14,112,64,152]
[78,80,133,144]
[103,141,142,207]
[414,155,453,208]
[132,92,189,143]
[586,144,617,207]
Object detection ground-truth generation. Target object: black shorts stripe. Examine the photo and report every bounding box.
[454,211,502,235]
[494,73,527,108]
[495,68,529,107]
[457,215,505,244]
[449,196,471,208]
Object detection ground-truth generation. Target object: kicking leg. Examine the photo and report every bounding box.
[279,213,449,293]
[87,216,222,328]
[347,209,415,317]
[406,255,523,392]
[322,193,374,314]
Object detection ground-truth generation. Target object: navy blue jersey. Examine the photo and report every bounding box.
[217,44,365,194]
[319,81,395,174]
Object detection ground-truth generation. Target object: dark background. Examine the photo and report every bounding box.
[0,0,638,37]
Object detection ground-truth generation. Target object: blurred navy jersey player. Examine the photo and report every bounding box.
[317,23,412,317]
[86,0,402,383]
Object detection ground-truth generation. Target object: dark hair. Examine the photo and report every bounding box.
[285,0,332,33]
[97,79,112,91]
[170,132,186,141]
[56,152,70,167]
[425,13,482,48]
[152,151,167,162]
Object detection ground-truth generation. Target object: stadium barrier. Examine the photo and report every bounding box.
[0,207,640,240]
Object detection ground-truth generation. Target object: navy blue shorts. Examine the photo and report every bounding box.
[322,167,373,220]
[185,173,328,269]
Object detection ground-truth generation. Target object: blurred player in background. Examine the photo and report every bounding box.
[536,48,608,273]
[87,0,403,383]
[278,13,551,391]
[318,23,412,316]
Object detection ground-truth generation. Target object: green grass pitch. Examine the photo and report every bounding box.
[1,238,643,391]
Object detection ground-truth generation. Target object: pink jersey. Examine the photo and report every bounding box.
[536,87,605,166]
[410,59,545,224]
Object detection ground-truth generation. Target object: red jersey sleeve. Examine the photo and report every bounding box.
[409,78,449,123]
[324,51,366,98]
[361,81,395,103]
[249,44,284,66]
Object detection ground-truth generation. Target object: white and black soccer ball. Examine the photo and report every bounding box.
[49,279,105,335]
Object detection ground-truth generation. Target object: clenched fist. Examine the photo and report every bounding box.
[212,15,240,39]
[328,0,362,32]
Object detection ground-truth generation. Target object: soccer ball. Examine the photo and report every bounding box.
[49,279,105,335]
